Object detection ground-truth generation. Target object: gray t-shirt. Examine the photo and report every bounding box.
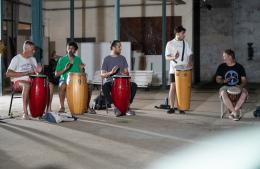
[101,55,128,82]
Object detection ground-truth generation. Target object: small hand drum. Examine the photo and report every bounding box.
[227,86,241,105]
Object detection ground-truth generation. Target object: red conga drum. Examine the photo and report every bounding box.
[111,75,131,115]
[29,74,49,117]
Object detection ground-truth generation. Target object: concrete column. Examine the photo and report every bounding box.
[0,0,3,95]
[114,0,120,40]
[32,0,43,63]
[70,0,74,40]
[193,0,200,83]
[162,0,167,89]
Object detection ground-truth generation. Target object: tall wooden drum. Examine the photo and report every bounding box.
[66,72,88,115]
[111,75,131,115]
[29,74,49,117]
[175,65,192,111]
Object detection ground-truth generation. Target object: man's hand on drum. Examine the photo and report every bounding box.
[78,63,85,72]
[187,63,193,69]
[110,66,119,76]
[25,69,35,76]
[78,63,85,69]
[34,64,43,74]
[222,77,230,84]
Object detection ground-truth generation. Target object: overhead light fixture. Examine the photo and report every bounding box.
[200,0,212,10]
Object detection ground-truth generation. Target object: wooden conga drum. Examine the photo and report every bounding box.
[111,75,131,115]
[66,72,88,115]
[175,65,192,111]
[29,74,49,117]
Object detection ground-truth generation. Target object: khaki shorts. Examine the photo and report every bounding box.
[219,85,248,96]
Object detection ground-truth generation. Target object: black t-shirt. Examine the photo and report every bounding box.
[216,62,246,86]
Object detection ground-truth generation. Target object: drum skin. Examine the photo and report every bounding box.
[66,73,88,115]
[29,75,48,117]
[111,76,131,115]
[175,65,192,111]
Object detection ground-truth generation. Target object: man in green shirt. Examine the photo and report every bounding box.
[55,41,85,112]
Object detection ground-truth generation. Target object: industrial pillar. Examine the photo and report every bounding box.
[70,0,74,41]
[162,0,167,89]
[114,0,120,40]
[193,0,200,83]
[0,0,3,95]
[31,0,43,63]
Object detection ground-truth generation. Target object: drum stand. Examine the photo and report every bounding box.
[101,79,109,115]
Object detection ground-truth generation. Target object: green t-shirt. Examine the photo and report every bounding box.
[55,54,82,81]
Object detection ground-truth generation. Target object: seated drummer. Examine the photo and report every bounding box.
[6,40,42,120]
[100,40,137,117]
[55,41,87,113]
[216,49,248,121]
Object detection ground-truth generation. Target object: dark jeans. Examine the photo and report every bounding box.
[102,81,137,105]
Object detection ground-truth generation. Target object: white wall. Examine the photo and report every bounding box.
[80,42,131,82]
[44,0,193,56]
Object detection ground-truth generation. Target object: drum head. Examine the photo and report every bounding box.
[30,74,47,78]
[227,86,241,95]
[175,65,192,71]
[113,75,131,78]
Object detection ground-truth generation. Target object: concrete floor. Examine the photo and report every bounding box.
[0,84,260,169]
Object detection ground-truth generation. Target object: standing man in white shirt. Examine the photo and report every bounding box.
[165,26,193,114]
[6,40,42,119]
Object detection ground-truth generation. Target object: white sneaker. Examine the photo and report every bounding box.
[114,108,122,117]
[126,109,135,116]
[87,108,96,114]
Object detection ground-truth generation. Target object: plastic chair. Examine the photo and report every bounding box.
[220,96,247,119]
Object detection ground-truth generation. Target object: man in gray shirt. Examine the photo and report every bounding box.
[100,40,137,117]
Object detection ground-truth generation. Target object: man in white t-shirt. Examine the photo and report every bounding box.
[6,40,42,120]
[165,26,193,114]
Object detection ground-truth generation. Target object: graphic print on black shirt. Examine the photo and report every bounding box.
[225,70,239,86]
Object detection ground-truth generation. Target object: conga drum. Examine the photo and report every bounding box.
[175,65,192,111]
[227,86,241,106]
[111,75,131,115]
[29,74,49,117]
[66,72,88,115]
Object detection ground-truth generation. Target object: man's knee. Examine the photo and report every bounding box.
[59,83,66,93]
[19,81,30,93]
[102,82,111,92]
[241,88,248,96]
[220,90,228,97]
[170,82,176,89]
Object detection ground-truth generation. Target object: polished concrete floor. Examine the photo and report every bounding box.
[0,84,260,169]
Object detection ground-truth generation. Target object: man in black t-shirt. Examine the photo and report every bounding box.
[216,49,248,121]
